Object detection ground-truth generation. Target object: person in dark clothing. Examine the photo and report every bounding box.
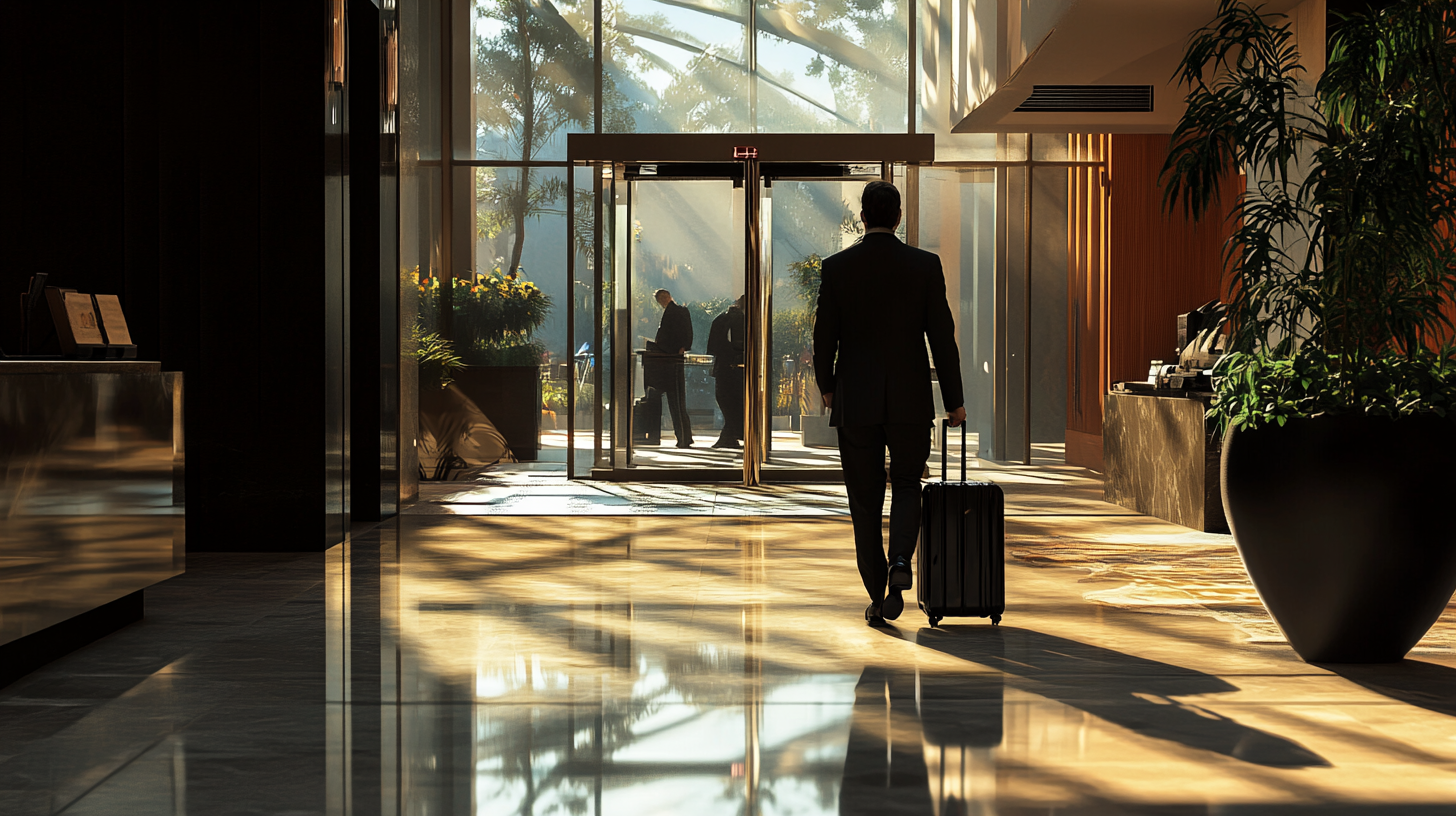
[707,296,746,449]
[653,289,695,448]
[813,181,965,626]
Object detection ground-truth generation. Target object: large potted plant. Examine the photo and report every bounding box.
[1164,0,1456,662]
[416,267,552,461]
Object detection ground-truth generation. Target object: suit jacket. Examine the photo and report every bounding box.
[706,306,745,377]
[656,301,694,354]
[813,232,964,427]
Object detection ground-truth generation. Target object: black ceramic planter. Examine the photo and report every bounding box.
[1222,413,1456,662]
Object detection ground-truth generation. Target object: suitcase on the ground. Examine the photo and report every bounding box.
[633,390,662,446]
[918,419,1005,628]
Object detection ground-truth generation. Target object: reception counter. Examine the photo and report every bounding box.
[1103,390,1227,533]
[0,361,183,686]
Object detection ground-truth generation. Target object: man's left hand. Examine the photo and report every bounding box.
[822,392,834,410]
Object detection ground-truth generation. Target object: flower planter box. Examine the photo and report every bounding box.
[451,365,541,461]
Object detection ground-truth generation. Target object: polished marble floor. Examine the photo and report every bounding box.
[5,482,1456,814]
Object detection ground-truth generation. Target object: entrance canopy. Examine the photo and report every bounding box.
[567,133,934,164]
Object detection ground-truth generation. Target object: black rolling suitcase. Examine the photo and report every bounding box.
[917,419,1005,628]
[633,389,663,446]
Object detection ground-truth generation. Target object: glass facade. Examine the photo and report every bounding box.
[399,0,1098,481]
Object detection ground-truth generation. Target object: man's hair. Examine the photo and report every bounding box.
[860,181,901,229]
[655,288,671,299]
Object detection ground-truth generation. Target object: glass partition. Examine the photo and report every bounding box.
[919,166,995,471]
[462,0,595,161]
[602,0,908,133]
[755,0,908,133]
[397,0,1109,482]
[605,0,754,133]
[608,175,747,470]
[761,177,861,471]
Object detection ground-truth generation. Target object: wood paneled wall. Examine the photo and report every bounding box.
[1108,134,1238,387]
[1066,135,1110,470]
[1065,134,1240,471]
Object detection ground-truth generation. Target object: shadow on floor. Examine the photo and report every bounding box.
[1324,659,1456,719]
[889,625,1329,768]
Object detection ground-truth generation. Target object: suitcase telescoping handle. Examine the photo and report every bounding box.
[940,418,967,482]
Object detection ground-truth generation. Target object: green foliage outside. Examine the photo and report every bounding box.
[542,379,593,413]
[1164,0,1456,431]
[774,253,823,415]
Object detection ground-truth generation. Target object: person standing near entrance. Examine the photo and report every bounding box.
[707,296,746,448]
[654,289,696,448]
[812,181,965,626]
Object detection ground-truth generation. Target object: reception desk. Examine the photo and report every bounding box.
[1103,390,1227,533]
[0,361,183,686]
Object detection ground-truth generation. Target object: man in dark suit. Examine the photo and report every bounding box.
[707,296,746,448]
[813,181,965,626]
[653,289,695,448]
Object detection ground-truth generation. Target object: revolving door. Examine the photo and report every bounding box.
[566,134,933,484]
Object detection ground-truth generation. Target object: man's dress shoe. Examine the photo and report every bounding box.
[888,557,913,591]
[881,589,904,621]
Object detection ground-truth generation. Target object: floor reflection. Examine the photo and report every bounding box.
[9,509,1456,815]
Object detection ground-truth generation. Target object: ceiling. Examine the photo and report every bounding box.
[951,0,1318,134]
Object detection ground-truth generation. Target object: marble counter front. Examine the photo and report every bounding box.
[1103,391,1226,532]
[0,362,183,682]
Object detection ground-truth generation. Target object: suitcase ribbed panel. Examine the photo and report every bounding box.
[918,481,1005,620]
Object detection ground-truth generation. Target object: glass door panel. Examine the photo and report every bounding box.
[618,175,746,471]
[918,167,996,476]
[760,166,902,474]
[760,177,864,472]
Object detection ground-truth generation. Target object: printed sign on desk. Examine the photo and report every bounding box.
[93,294,133,346]
[64,293,104,346]
[45,287,105,356]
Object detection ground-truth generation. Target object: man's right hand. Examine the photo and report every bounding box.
[947,406,966,427]
[822,392,834,410]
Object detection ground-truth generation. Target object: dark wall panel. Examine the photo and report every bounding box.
[156,3,202,378]
[123,2,162,361]
[13,1,383,553]
[4,4,127,354]
[350,0,401,522]
[150,0,348,551]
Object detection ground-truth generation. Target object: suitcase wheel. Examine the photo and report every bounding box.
[928,616,942,628]
[991,614,1001,626]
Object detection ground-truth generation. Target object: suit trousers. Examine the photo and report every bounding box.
[837,423,931,603]
[665,358,693,444]
[713,369,743,444]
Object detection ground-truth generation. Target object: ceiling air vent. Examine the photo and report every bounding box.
[1015,85,1153,113]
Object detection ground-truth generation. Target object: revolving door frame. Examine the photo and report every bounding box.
[565,133,934,484]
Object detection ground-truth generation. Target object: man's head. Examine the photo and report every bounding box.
[860,181,901,230]
[655,289,673,307]
[734,295,745,309]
